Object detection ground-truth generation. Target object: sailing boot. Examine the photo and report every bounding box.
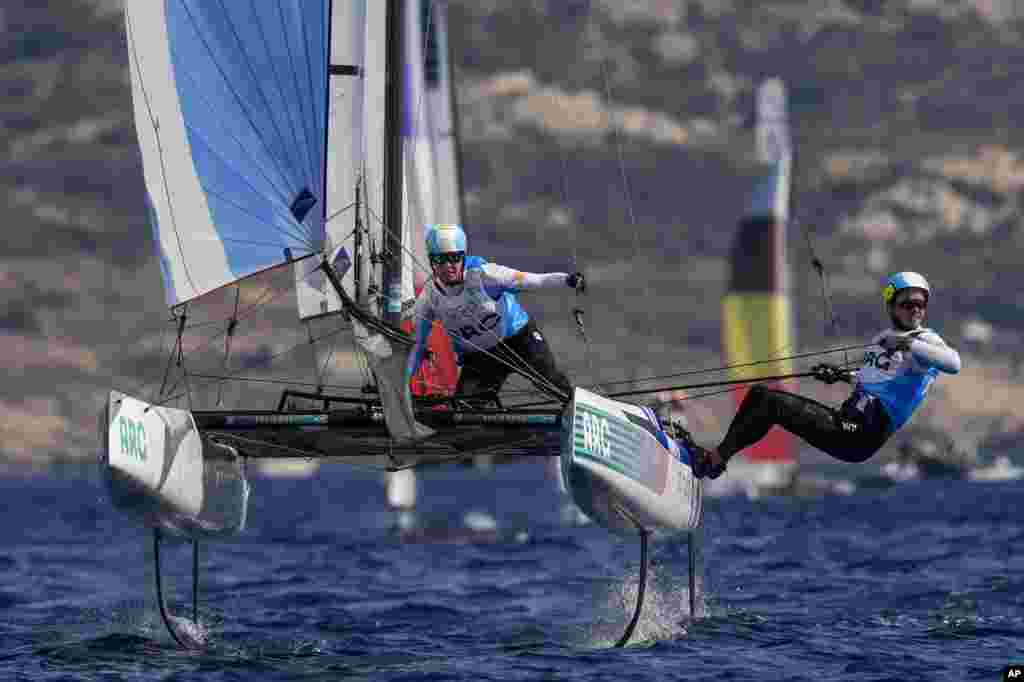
[668,424,727,480]
[691,448,728,480]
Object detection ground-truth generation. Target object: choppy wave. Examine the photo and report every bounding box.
[2,464,1022,680]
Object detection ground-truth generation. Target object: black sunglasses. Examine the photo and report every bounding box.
[897,299,927,311]
[430,252,464,266]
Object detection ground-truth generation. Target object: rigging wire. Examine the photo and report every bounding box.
[645,360,858,405]
[154,320,357,406]
[176,373,369,392]
[608,370,827,400]
[325,201,358,226]
[505,355,860,409]
[157,302,570,411]
[559,4,602,394]
[589,3,638,233]
[127,265,300,401]
[306,319,327,394]
[215,286,242,407]
[156,312,185,402]
[179,305,195,411]
[145,305,325,406]
[792,123,846,371]
[584,0,660,379]
[590,342,872,390]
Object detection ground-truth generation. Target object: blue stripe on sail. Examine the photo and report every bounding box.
[165,0,328,283]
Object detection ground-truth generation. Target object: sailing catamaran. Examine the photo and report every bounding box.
[104,0,704,649]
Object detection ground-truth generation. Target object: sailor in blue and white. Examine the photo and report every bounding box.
[407,224,584,402]
[692,271,961,478]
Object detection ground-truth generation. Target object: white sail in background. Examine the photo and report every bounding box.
[296,0,386,319]
[296,0,463,323]
[400,0,463,311]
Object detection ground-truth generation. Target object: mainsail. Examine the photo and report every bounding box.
[721,78,796,474]
[126,1,329,307]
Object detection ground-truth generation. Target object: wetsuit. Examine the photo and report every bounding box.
[407,256,574,400]
[716,327,961,465]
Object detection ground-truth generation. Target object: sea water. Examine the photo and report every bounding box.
[2,460,1022,681]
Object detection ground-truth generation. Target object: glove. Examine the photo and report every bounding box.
[811,363,845,385]
[566,272,586,293]
[879,333,913,352]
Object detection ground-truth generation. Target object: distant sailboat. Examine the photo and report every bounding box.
[717,78,797,494]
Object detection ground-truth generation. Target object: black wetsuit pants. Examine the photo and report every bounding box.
[718,385,892,464]
[455,319,572,401]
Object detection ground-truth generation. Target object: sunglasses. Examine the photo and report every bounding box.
[896,299,927,311]
[430,252,464,266]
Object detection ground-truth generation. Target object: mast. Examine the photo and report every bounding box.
[354,182,364,305]
[443,1,468,228]
[381,0,405,325]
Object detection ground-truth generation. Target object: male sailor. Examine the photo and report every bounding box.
[688,271,961,479]
[406,224,584,403]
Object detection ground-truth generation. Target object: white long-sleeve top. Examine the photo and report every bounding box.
[406,256,569,379]
[854,327,961,430]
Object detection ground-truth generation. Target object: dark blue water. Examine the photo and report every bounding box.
[2,461,1022,681]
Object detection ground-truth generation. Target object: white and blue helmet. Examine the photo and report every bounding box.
[883,271,930,305]
[425,223,466,256]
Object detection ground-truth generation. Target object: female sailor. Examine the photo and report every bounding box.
[406,224,583,404]
[690,271,961,478]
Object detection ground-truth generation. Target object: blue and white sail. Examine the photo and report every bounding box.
[126,1,331,307]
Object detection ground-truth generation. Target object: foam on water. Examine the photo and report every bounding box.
[6,466,1024,680]
[164,615,209,648]
[580,561,698,648]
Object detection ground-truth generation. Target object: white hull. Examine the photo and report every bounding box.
[561,388,702,535]
[103,391,249,541]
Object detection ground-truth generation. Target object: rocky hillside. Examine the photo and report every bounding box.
[2,0,1024,467]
